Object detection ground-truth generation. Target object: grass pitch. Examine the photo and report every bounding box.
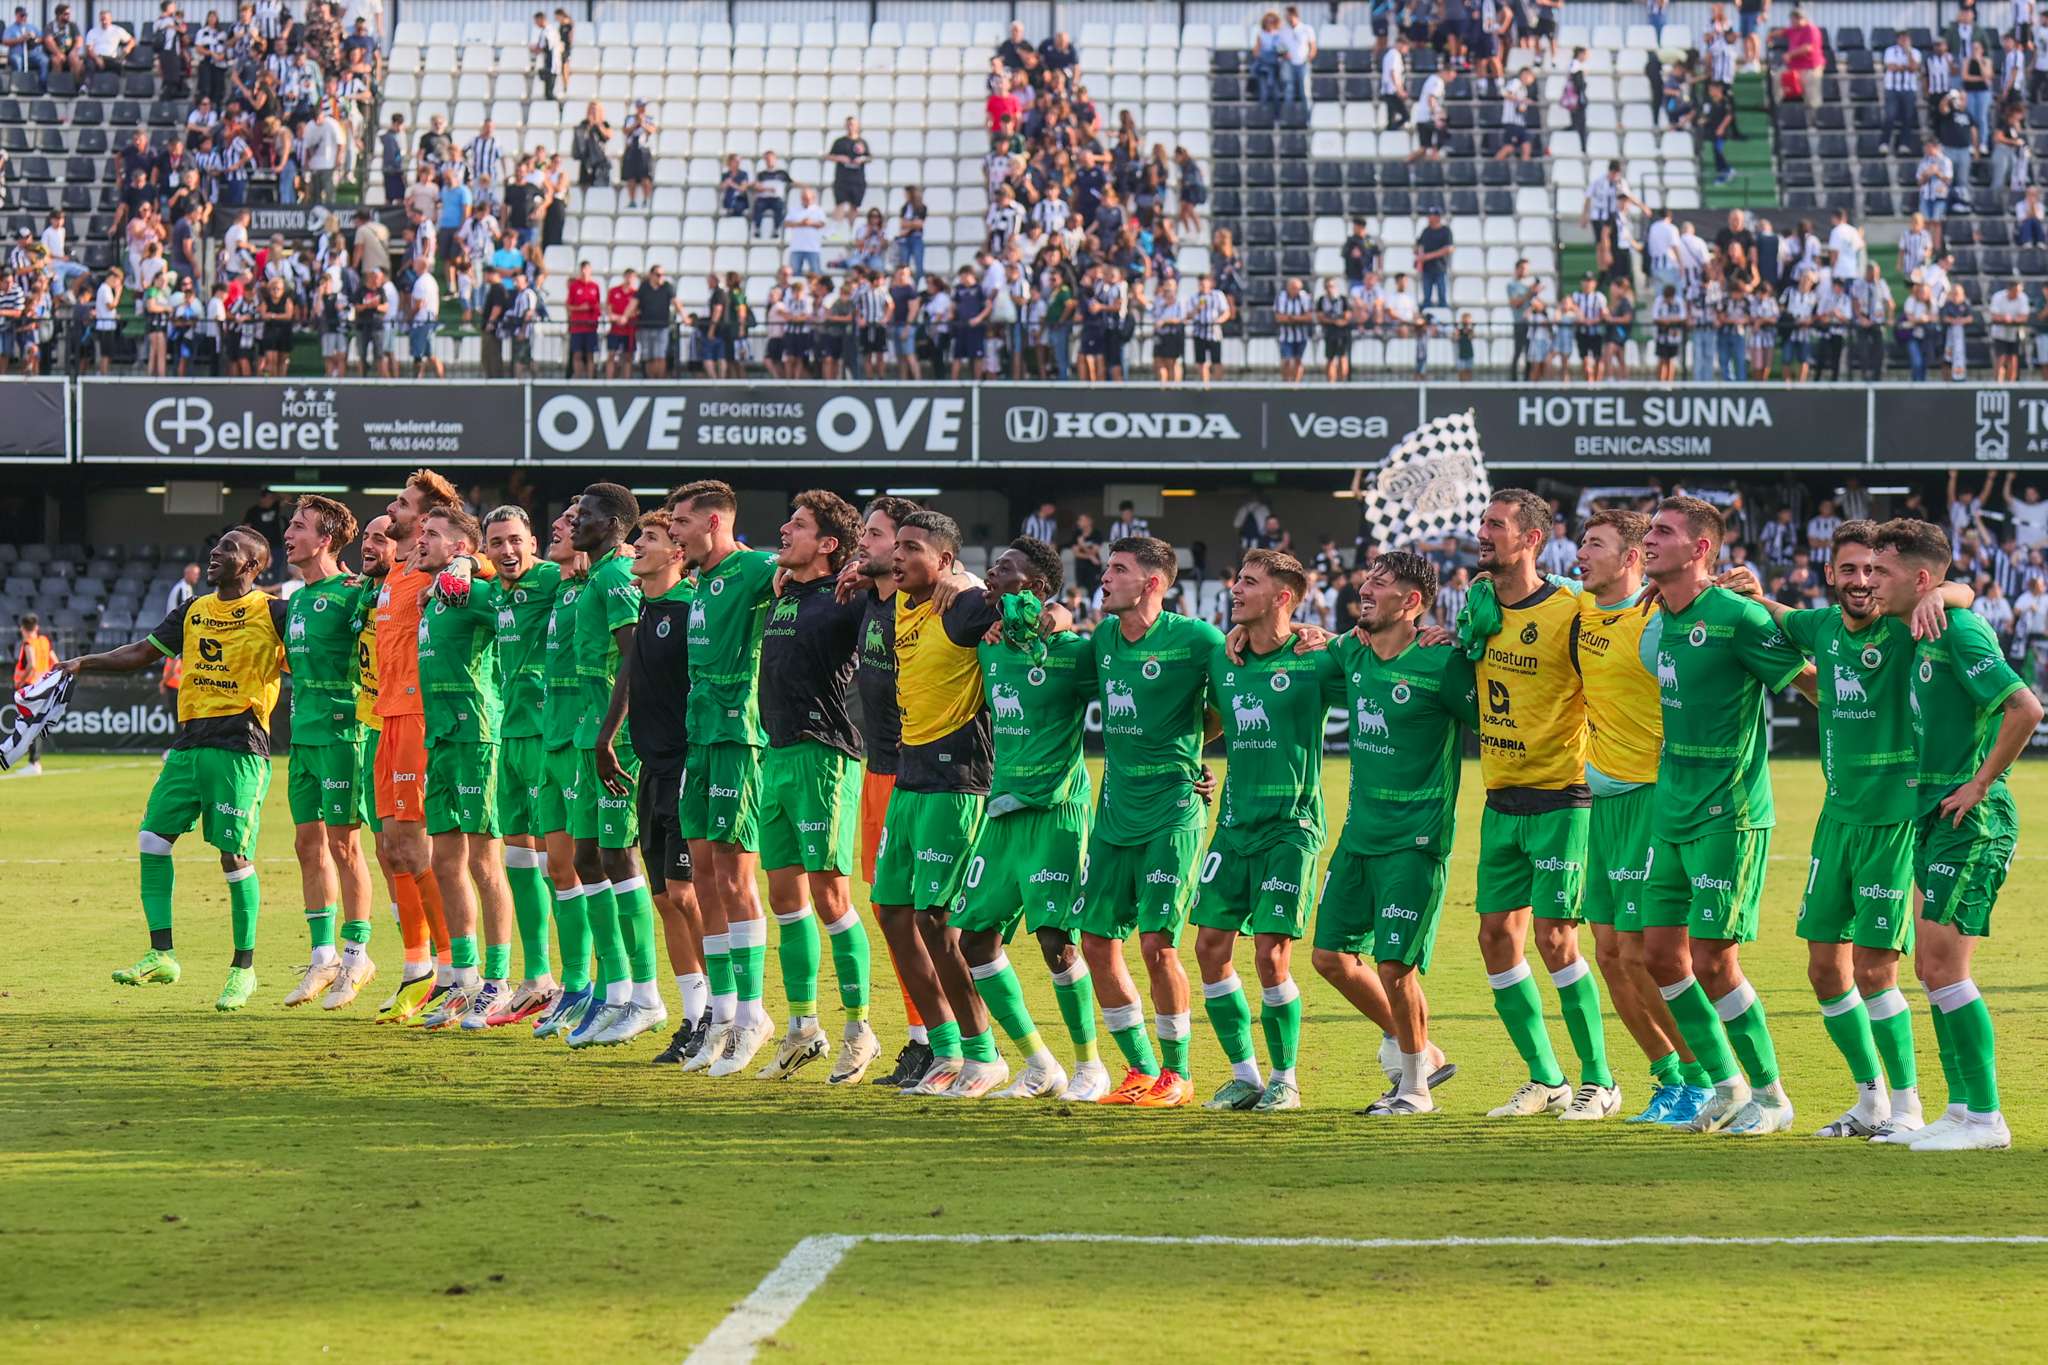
[4,755,2048,1362]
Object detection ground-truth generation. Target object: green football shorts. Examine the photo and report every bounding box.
[1642,827,1770,942]
[142,746,271,858]
[578,735,640,849]
[1189,825,1320,941]
[871,787,986,911]
[679,740,763,848]
[537,743,579,837]
[759,739,862,875]
[1796,811,1916,952]
[424,740,500,837]
[357,730,382,833]
[494,735,546,838]
[1917,786,2018,938]
[287,740,362,828]
[1077,815,1204,946]
[1475,803,1589,919]
[1314,846,1450,970]
[950,797,1091,940]
[1582,785,1654,930]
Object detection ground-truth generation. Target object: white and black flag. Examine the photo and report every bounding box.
[1356,409,1491,550]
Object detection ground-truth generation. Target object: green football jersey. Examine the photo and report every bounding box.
[541,570,585,751]
[1092,611,1224,843]
[284,572,363,745]
[1910,607,2028,816]
[573,547,642,750]
[493,558,561,740]
[1780,607,1918,826]
[685,546,779,747]
[418,574,502,745]
[1323,632,1478,856]
[1208,633,1334,846]
[1639,584,1807,840]
[979,628,1096,813]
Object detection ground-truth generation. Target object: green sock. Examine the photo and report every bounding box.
[483,940,510,980]
[927,1017,963,1061]
[1051,965,1100,1061]
[825,912,871,1018]
[340,918,372,947]
[1663,980,1738,1084]
[1928,997,1964,1108]
[1649,1051,1684,1087]
[615,878,657,983]
[583,883,626,986]
[972,959,1041,1045]
[1490,966,1566,1088]
[450,933,478,970]
[140,850,175,935]
[1679,1056,1714,1087]
[731,919,766,1003]
[1203,979,1256,1065]
[1259,981,1302,1073]
[1158,1014,1190,1075]
[226,868,260,953]
[960,1028,999,1063]
[1551,963,1613,1087]
[1105,1005,1160,1076]
[706,938,735,999]
[776,908,821,1018]
[555,888,592,991]
[509,864,550,977]
[305,903,336,951]
[1864,989,1918,1092]
[1717,986,1781,1088]
[1941,987,2000,1113]
[1818,989,1881,1083]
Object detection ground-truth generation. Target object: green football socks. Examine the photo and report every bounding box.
[926,1017,964,1062]
[1202,976,1256,1065]
[305,902,336,952]
[960,1028,1000,1064]
[225,865,260,960]
[140,848,175,936]
[1102,1001,1160,1077]
[970,955,1043,1056]
[1714,981,1781,1088]
[582,881,625,989]
[1156,1010,1191,1076]
[1863,987,1919,1092]
[824,909,872,1019]
[775,906,821,1020]
[505,850,551,977]
[1927,994,1964,1108]
[450,933,478,970]
[1259,979,1301,1076]
[614,876,657,984]
[554,886,591,991]
[1488,962,1566,1088]
[1818,988,1882,1084]
[728,915,767,1005]
[1050,961,1101,1062]
[1659,978,1739,1085]
[1931,979,2000,1115]
[1550,959,1614,1088]
[1649,1051,1684,1088]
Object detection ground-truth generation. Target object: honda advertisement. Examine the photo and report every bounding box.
[528,384,971,465]
[976,385,1421,466]
[0,378,68,461]
[77,379,525,464]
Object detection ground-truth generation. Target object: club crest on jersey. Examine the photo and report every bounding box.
[1519,623,1538,644]
[1688,623,1708,647]
[1028,666,1047,686]
[313,596,328,612]
[1860,645,1883,669]
[710,577,726,596]
[656,617,672,638]
[1269,670,1291,692]
[1391,681,1412,704]
[1141,658,1161,680]
[1919,659,1934,682]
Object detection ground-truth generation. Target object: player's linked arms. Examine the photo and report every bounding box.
[1222,621,1330,663]
[1413,623,1456,648]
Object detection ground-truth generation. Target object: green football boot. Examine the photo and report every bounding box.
[112,948,181,986]
[215,966,259,1012]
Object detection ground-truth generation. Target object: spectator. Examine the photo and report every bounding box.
[636,263,674,378]
[83,8,134,71]
[1408,55,1447,161]
[620,101,654,207]
[1278,5,1316,121]
[405,256,441,378]
[1416,209,1453,313]
[1991,278,2031,382]
[1538,516,1579,575]
[1381,33,1410,129]
[573,100,611,187]
[1783,6,1825,108]
[749,149,791,237]
[1173,146,1205,233]
[828,116,871,230]
[1110,500,1149,540]
[606,265,638,378]
[717,153,748,217]
[1496,68,1540,160]
[4,7,46,82]
[9,611,51,773]
[1976,578,2016,646]
[1022,501,1058,543]
[786,187,826,277]
[1806,497,1842,564]
[1251,11,1284,113]
[43,4,82,81]
[565,258,600,378]
[528,8,558,103]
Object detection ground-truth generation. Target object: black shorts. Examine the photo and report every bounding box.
[263,321,293,353]
[834,176,867,207]
[1575,326,1604,356]
[1994,337,2021,359]
[766,336,785,361]
[1417,122,1440,148]
[1154,332,1184,361]
[1656,340,1680,359]
[637,767,692,883]
[861,322,887,355]
[1192,335,1222,364]
[1322,325,1351,359]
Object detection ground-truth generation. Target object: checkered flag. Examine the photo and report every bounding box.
[1357,409,1491,551]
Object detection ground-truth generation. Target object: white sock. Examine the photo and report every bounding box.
[676,971,708,1021]
[604,979,631,1006]
[404,954,430,978]
[434,962,454,987]
[1966,1109,2005,1127]
[1890,1086,1922,1118]
[908,1024,929,1043]
[341,939,366,964]
[1232,1058,1263,1085]
[630,979,660,1009]
[457,965,481,990]
[1399,1048,1431,1101]
[741,998,770,1030]
[1851,1078,1888,1120]
[310,943,339,967]
[712,991,738,1026]
[1757,1078,1789,1107]
[1944,1101,1968,1121]
[1270,1065,1297,1088]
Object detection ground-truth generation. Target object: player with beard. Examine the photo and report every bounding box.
[530,509,600,1039]
[373,470,459,1019]
[278,494,378,1010]
[480,505,564,1026]
[72,528,286,1011]
[625,510,710,1066]
[567,483,666,1048]
[753,491,880,1083]
[1637,496,1815,1135]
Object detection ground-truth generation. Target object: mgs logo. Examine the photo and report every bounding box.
[1519,623,1539,645]
[1141,658,1162,680]
[1027,666,1047,686]
[514,589,527,603]
[1269,670,1291,692]
[1860,644,1883,670]
[313,596,328,612]
[1390,681,1411,705]
[710,577,726,596]
[1688,623,1708,647]
[1919,659,1934,682]
[656,617,672,638]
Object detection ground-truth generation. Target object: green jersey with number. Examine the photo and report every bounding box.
[979,628,1096,813]
[1780,607,1917,826]
[1093,611,1224,843]
[1322,632,1478,857]
[285,572,363,745]
[541,570,585,751]
[1207,635,1332,847]
[494,559,561,741]
[573,547,641,750]
[418,574,502,745]
[685,546,779,747]
[1639,585,1807,840]
[1910,607,2028,816]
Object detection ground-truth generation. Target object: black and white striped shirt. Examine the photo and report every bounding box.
[1585,174,1625,222]
[856,281,890,324]
[1708,32,1737,84]
[0,282,23,330]
[1927,51,1956,94]
[1191,289,1228,340]
[1884,43,1920,91]
[1571,288,1606,324]
[1153,295,1188,333]
[1315,293,1350,327]
[986,201,1025,250]
[254,0,286,41]
[1092,278,1125,319]
[465,135,502,187]
[1275,290,1313,341]
[1031,195,1068,235]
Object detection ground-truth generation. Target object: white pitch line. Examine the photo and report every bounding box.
[685,1231,2048,1361]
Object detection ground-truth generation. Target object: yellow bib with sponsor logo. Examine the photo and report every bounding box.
[1474,583,1586,792]
[173,591,285,727]
[1576,592,1662,786]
